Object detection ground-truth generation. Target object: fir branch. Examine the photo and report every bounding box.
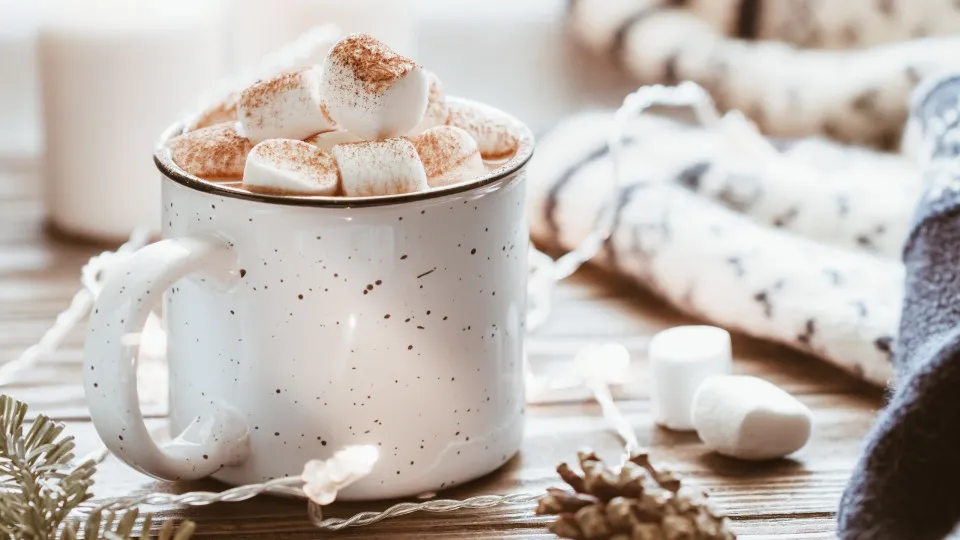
[0,395,194,540]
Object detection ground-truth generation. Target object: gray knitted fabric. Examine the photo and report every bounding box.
[839,75,960,539]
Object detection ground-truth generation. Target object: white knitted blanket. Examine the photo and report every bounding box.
[527,0,960,385]
[527,112,920,386]
[569,0,960,150]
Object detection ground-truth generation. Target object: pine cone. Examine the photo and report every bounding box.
[536,450,736,540]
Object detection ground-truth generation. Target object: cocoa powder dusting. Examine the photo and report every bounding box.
[194,93,239,130]
[423,72,449,124]
[250,139,339,191]
[171,123,252,179]
[413,127,479,179]
[241,68,312,111]
[333,139,423,196]
[426,73,444,103]
[319,103,336,126]
[447,103,519,160]
[330,34,417,94]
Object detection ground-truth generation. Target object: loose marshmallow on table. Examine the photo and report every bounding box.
[692,376,813,461]
[320,33,428,140]
[332,138,428,197]
[238,67,334,143]
[412,125,485,188]
[408,71,449,136]
[242,139,340,196]
[171,123,252,179]
[446,101,521,160]
[304,129,362,152]
[649,325,732,431]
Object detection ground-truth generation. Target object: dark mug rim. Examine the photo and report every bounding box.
[153,97,535,208]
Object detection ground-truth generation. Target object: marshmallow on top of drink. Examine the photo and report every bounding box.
[170,33,522,197]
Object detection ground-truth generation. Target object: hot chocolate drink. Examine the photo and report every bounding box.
[89,32,533,496]
[166,33,522,198]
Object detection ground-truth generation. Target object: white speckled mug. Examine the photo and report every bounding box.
[82,100,534,500]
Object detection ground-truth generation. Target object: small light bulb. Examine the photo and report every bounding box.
[575,342,631,384]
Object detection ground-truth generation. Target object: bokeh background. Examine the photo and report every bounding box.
[0,0,631,158]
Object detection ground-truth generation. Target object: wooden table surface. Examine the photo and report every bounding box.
[0,161,883,539]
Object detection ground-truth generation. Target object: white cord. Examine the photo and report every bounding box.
[550,82,720,283]
[80,343,646,529]
[524,248,556,333]
[525,82,727,335]
[575,82,720,280]
[586,376,642,459]
[75,445,111,468]
[0,228,152,388]
[307,493,542,531]
[75,363,649,533]
[0,289,92,388]
[79,477,304,515]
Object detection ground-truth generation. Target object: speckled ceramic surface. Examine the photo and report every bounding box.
[83,103,534,500]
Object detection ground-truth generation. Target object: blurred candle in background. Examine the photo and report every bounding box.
[225,0,416,71]
[39,0,225,242]
[0,0,41,160]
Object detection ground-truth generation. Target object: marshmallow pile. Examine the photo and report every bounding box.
[170,33,522,197]
[647,325,813,461]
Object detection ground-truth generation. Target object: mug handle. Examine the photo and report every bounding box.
[83,234,251,481]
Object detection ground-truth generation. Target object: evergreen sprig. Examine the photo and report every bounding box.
[0,395,194,540]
